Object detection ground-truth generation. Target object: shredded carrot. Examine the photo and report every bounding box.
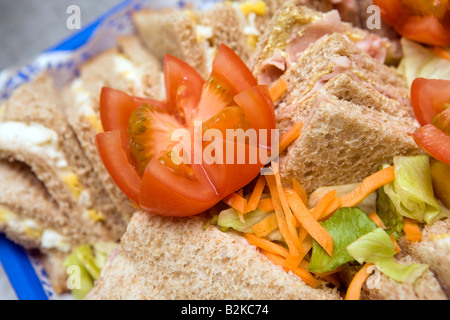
[265,174,300,257]
[310,190,337,220]
[434,46,450,61]
[257,198,274,213]
[403,217,422,242]
[292,178,309,208]
[368,212,401,253]
[315,267,342,278]
[345,263,374,300]
[319,197,342,221]
[340,166,395,209]
[273,166,302,252]
[279,122,303,154]
[286,192,334,256]
[246,176,266,213]
[244,233,289,258]
[251,213,278,237]
[269,78,288,102]
[224,192,247,214]
[261,250,319,288]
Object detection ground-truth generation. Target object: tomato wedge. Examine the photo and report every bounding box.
[96,44,276,217]
[95,130,141,204]
[99,87,167,150]
[413,124,450,166]
[411,78,450,126]
[374,0,450,46]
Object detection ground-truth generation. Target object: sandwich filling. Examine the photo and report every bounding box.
[0,121,100,219]
[0,205,71,252]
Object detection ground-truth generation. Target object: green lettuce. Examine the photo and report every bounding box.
[309,183,377,214]
[63,242,118,300]
[398,38,450,88]
[217,208,272,233]
[376,186,404,240]
[383,155,450,225]
[308,207,377,274]
[347,228,429,283]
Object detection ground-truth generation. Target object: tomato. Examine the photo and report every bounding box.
[411,78,450,126]
[95,130,141,204]
[96,44,276,217]
[99,87,167,151]
[413,124,450,165]
[373,0,450,46]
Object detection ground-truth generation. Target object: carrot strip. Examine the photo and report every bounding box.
[224,192,247,214]
[279,122,303,154]
[257,198,274,213]
[403,217,422,242]
[319,197,342,221]
[273,167,302,252]
[320,273,341,288]
[265,174,300,257]
[246,176,266,213]
[310,190,337,220]
[434,46,450,61]
[292,178,309,208]
[345,263,374,300]
[368,212,401,253]
[269,78,288,102]
[251,213,278,237]
[340,166,395,208]
[286,192,334,256]
[244,233,289,258]
[261,250,319,288]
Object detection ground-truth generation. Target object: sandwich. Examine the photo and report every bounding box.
[249,1,401,87]
[62,35,163,221]
[85,2,450,301]
[0,159,75,293]
[85,211,343,300]
[131,1,276,77]
[0,74,126,246]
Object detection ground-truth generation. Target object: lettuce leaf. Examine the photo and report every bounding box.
[217,208,271,233]
[308,207,377,274]
[347,228,429,283]
[310,183,377,214]
[383,155,450,225]
[398,38,450,88]
[376,186,404,240]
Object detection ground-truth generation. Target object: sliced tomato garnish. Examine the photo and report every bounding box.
[374,0,450,46]
[411,78,450,126]
[413,124,450,166]
[95,130,141,204]
[97,44,276,217]
[164,54,205,124]
[99,87,167,150]
[396,15,450,47]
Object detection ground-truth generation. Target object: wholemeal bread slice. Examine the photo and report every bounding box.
[86,211,342,300]
[0,160,74,293]
[278,89,422,193]
[0,74,126,244]
[398,218,450,297]
[132,6,251,77]
[62,38,162,222]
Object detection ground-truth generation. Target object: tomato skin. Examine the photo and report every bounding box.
[411,78,450,126]
[164,54,205,125]
[373,0,450,46]
[211,44,258,95]
[139,157,220,217]
[95,130,141,204]
[413,124,450,166]
[99,87,167,150]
